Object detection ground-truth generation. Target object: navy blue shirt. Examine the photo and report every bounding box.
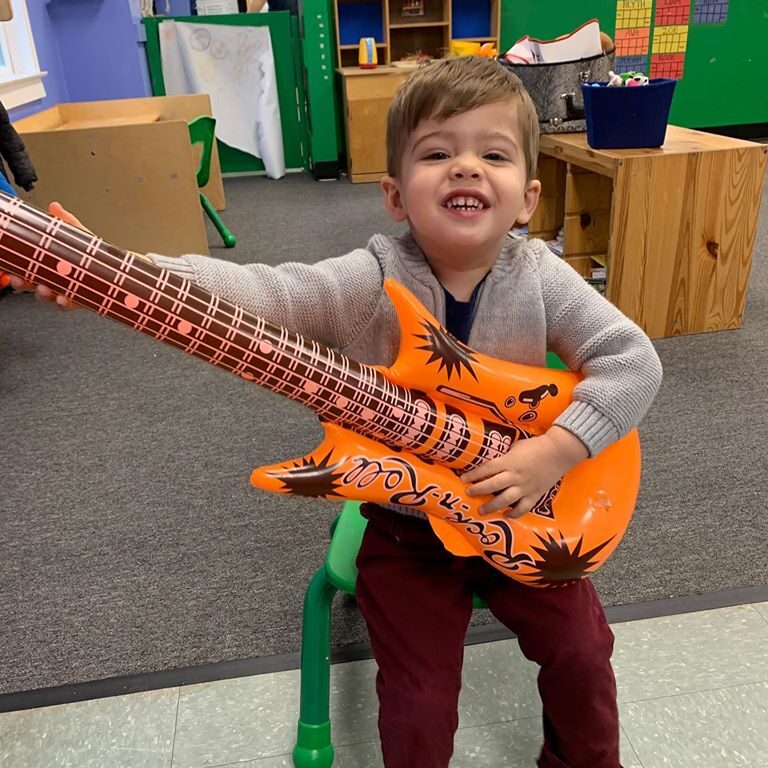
[443,276,488,344]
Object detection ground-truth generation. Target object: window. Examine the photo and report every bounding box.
[0,0,46,109]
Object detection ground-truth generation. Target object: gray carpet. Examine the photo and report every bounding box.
[1,170,767,696]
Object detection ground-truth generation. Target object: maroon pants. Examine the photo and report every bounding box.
[355,504,621,768]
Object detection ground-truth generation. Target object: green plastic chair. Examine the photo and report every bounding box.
[292,353,566,767]
[292,500,488,768]
[188,116,236,248]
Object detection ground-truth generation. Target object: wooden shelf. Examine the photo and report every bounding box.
[334,0,503,182]
[390,21,449,28]
[334,0,498,66]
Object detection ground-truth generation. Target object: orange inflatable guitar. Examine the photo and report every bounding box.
[0,193,641,586]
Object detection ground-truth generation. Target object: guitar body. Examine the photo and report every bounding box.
[252,280,641,587]
[0,193,640,586]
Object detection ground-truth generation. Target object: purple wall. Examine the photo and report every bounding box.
[9,0,205,122]
[46,0,150,103]
[167,1,193,13]
[11,0,157,120]
[10,2,69,120]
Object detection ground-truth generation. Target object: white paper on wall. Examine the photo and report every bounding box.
[159,20,285,179]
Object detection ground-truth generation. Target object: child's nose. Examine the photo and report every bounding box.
[450,156,482,180]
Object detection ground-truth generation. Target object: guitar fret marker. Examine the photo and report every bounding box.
[124,293,140,310]
[56,260,73,276]
[177,320,193,335]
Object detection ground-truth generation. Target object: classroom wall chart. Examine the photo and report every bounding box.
[613,0,729,79]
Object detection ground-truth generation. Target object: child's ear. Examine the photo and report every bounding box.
[514,179,542,226]
[381,176,408,222]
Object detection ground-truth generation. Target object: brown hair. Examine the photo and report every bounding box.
[386,56,540,181]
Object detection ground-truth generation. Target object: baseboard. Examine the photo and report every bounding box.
[1,583,766,714]
[695,123,768,141]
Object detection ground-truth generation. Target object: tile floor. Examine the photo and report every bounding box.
[1,602,767,768]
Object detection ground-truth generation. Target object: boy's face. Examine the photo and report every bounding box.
[382,102,540,264]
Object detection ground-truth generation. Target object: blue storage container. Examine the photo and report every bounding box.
[581,78,677,149]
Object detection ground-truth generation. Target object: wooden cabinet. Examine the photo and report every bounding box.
[333,0,500,68]
[530,126,768,338]
[338,67,408,182]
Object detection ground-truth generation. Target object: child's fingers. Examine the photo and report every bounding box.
[466,470,515,497]
[33,286,75,309]
[460,456,504,483]
[55,294,77,310]
[477,486,524,515]
[34,284,54,302]
[9,275,29,291]
[47,201,91,233]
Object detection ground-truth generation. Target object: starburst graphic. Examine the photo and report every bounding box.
[415,320,478,381]
[273,451,346,499]
[527,532,614,586]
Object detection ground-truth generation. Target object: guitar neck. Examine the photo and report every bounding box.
[0,194,411,442]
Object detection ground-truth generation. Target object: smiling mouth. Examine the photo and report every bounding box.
[443,195,488,212]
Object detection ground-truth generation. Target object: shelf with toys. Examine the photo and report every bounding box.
[333,0,499,67]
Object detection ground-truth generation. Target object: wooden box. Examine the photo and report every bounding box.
[13,95,226,257]
[530,126,768,337]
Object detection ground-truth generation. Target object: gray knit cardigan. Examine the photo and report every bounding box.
[152,231,662,457]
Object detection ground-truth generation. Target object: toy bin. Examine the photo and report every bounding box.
[581,78,677,149]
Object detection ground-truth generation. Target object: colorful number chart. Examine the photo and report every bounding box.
[694,0,729,24]
[650,15,688,79]
[614,0,652,74]
[612,0,730,81]
[616,0,653,28]
[655,0,691,26]
[650,52,686,79]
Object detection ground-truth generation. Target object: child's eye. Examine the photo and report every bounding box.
[423,151,449,161]
[484,152,508,162]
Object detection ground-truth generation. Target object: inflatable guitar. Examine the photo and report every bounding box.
[0,193,641,586]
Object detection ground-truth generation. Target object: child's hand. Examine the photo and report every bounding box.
[461,426,589,518]
[4,202,90,309]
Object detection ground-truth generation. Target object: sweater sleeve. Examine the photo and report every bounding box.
[150,249,383,350]
[532,240,663,456]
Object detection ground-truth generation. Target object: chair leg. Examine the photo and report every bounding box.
[293,567,338,768]
[199,192,237,248]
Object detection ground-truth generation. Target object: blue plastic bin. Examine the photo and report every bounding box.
[581,78,677,149]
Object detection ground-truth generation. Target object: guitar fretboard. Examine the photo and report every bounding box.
[0,194,434,451]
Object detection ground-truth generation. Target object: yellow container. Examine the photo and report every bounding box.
[450,40,481,56]
[449,40,498,58]
[358,37,378,69]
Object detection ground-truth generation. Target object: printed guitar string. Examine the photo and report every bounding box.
[0,201,520,472]
[0,198,526,469]
[0,232,440,454]
[0,195,422,433]
[0,196,530,466]
[0,193,531,468]
[0,238,516,472]
[0,237,502,470]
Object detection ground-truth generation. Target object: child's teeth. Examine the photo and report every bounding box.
[447,196,484,209]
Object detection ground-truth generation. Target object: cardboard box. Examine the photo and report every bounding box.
[13,94,227,256]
